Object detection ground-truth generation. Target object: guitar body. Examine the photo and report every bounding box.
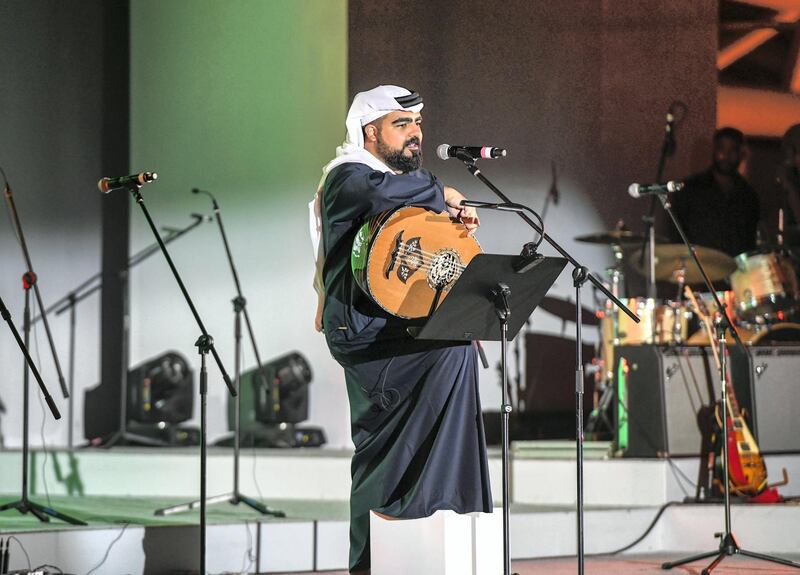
[351,206,482,319]
[719,408,768,496]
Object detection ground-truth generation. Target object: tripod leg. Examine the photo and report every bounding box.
[739,548,800,569]
[661,549,719,569]
[701,551,726,575]
[0,501,20,513]
[30,501,86,526]
[237,494,286,517]
[28,504,50,523]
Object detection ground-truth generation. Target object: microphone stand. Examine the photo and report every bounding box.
[458,153,638,575]
[639,110,676,304]
[0,290,85,525]
[3,179,69,400]
[509,162,558,407]
[0,171,82,525]
[156,189,285,519]
[31,214,210,449]
[122,180,236,575]
[656,193,800,574]
[540,159,559,223]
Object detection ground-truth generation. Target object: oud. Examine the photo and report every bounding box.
[351,206,481,318]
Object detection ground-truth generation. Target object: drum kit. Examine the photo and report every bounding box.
[572,226,800,387]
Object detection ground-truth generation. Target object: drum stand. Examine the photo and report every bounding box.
[657,193,800,575]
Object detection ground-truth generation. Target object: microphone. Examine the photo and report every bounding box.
[628,181,684,198]
[437,144,507,161]
[98,171,158,193]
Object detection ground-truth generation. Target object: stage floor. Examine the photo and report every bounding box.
[1,445,799,572]
[309,554,800,575]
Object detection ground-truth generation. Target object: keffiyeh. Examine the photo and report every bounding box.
[310,85,424,294]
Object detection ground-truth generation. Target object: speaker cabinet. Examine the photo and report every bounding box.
[615,345,721,457]
[729,346,800,453]
[615,345,800,457]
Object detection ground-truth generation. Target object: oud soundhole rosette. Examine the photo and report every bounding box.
[427,248,462,290]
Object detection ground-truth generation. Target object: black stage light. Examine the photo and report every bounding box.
[255,351,312,424]
[225,351,324,447]
[230,351,311,427]
[127,351,194,424]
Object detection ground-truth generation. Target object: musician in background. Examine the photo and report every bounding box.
[669,127,760,257]
[309,85,488,574]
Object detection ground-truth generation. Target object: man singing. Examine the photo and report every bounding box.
[310,85,492,574]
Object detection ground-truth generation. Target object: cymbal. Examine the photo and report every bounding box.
[537,295,600,326]
[574,230,666,245]
[628,244,736,283]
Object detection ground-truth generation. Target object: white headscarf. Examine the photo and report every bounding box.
[309,85,424,295]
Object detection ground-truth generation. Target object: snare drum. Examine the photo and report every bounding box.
[730,250,799,323]
[601,297,690,346]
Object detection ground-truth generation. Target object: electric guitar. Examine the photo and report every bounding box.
[683,286,768,497]
[351,206,481,318]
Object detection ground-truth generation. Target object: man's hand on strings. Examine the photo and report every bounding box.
[444,186,480,236]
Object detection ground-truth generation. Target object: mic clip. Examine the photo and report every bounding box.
[514,241,544,273]
[455,149,478,164]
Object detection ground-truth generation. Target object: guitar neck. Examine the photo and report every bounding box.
[684,287,742,416]
[721,346,742,416]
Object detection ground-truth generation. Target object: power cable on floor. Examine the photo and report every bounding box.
[526,500,683,561]
[85,523,130,575]
[589,500,681,557]
[7,535,32,571]
[666,457,698,496]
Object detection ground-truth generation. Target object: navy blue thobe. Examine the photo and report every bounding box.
[319,162,493,573]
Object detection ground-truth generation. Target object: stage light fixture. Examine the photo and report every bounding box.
[231,351,312,427]
[225,351,324,447]
[127,351,194,424]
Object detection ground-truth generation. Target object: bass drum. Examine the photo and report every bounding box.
[730,249,799,324]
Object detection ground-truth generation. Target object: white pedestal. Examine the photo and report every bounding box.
[370,510,502,575]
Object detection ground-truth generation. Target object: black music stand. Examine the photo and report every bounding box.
[410,253,566,575]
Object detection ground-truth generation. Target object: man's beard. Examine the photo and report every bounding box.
[377,137,423,173]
